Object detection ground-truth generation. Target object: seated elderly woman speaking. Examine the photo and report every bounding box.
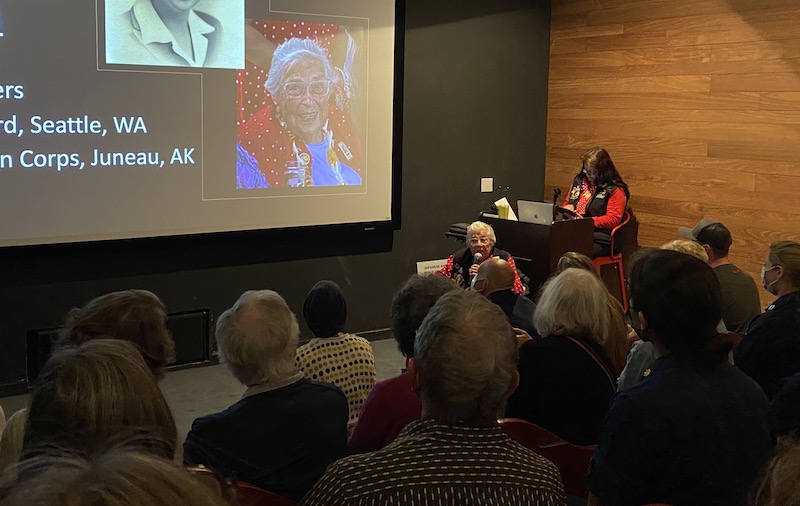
[237,37,362,188]
[436,221,524,294]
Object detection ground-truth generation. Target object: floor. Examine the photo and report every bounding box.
[0,337,406,443]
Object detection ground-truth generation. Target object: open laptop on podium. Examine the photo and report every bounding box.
[517,200,554,225]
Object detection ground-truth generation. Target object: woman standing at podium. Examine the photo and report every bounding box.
[562,147,630,257]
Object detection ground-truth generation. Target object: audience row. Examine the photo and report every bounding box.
[0,224,797,505]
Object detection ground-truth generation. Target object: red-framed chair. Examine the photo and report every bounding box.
[235,481,297,506]
[499,418,596,499]
[187,465,297,506]
[593,211,631,312]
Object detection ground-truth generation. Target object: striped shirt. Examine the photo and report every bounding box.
[300,419,566,506]
[296,333,377,421]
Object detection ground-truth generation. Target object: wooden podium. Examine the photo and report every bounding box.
[482,216,594,292]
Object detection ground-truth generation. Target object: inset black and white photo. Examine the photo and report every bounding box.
[105,0,244,69]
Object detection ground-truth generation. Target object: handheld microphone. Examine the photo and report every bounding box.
[469,252,483,286]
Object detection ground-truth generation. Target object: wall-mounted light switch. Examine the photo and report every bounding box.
[481,177,493,193]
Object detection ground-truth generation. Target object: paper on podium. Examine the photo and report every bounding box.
[494,197,518,220]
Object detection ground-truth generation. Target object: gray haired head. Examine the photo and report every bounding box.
[264,38,339,100]
[413,290,518,426]
[215,290,300,386]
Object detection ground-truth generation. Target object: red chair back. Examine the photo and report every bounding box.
[607,211,631,262]
[499,418,595,499]
[593,211,631,311]
[235,481,297,506]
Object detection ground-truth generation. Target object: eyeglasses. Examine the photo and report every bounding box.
[469,237,492,246]
[282,80,332,99]
[582,167,598,176]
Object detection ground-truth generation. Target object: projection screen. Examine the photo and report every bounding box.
[0,0,399,246]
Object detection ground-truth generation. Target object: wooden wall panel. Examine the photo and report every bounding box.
[547,0,800,308]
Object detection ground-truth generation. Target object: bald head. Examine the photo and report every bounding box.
[473,257,516,296]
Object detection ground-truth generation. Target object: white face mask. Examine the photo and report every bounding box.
[761,265,778,295]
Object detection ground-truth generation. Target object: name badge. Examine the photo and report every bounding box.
[338,141,353,161]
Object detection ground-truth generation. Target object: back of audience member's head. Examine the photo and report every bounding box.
[660,239,709,263]
[303,280,347,338]
[22,339,177,461]
[58,289,175,379]
[216,290,299,387]
[534,268,609,346]
[754,437,800,506]
[629,249,730,365]
[556,251,599,277]
[412,290,518,426]
[473,257,515,296]
[390,275,460,358]
[0,446,227,506]
[696,221,733,258]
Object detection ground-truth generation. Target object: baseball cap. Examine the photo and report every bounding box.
[678,219,732,250]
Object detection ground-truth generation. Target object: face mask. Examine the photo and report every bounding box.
[627,303,647,341]
[761,265,778,295]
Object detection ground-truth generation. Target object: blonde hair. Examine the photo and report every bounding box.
[661,239,709,263]
[23,339,177,462]
[0,446,227,506]
[755,437,800,506]
[768,240,800,288]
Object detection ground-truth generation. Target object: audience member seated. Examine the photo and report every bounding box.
[753,437,800,506]
[296,280,377,421]
[472,257,539,339]
[15,340,177,471]
[736,240,800,400]
[302,290,565,505]
[347,275,458,454]
[59,288,177,379]
[561,147,630,258]
[555,251,630,374]
[587,249,772,506]
[506,268,617,445]
[0,446,226,506]
[679,219,760,334]
[771,372,800,438]
[436,220,524,294]
[183,290,348,502]
[0,289,177,472]
[618,241,727,391]
[0,408,24,478]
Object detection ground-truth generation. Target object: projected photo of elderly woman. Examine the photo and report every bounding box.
[236,35,363,189]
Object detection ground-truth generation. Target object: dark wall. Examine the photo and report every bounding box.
[0,0,551,393]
